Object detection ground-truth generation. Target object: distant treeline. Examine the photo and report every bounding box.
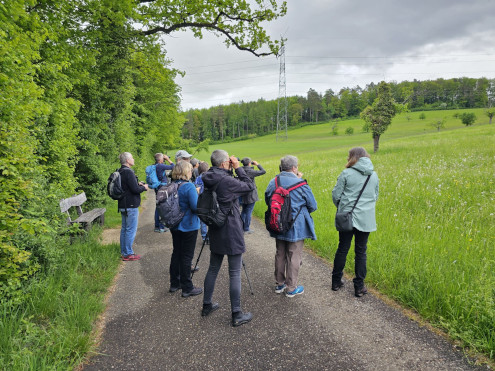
[182,77,495,142]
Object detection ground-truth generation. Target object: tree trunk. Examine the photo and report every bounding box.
[373,134,380,153]
[490,117,493,124]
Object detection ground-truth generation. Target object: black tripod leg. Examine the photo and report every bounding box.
[242,260,254,295]
[191,233,208,279]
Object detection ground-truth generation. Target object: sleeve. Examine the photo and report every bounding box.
[303,186,318,213]
[229,167,255,196]
[124,169,146,194]
[185,183,198,212]
[332,171,346,207]
[253,164,266,177]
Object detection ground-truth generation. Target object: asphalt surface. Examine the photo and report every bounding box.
[85,190,486,371]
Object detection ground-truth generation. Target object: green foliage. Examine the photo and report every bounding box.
[485,108,495,124]
[345,127,354,135]
[460,112,477,126]
[430,118,445,132]
[331,126,339,136]
[419,112,426,120]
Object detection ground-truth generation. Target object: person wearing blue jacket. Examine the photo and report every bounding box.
[168,161,202,298]
[331,147,379,297]
[265,155,317,298]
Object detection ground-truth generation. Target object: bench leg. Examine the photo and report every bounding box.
[99,214,105,227]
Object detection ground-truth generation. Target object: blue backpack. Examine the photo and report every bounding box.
[146,164,167,189]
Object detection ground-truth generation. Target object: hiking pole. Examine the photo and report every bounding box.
[242,260,254,295]
[191,233,208,279]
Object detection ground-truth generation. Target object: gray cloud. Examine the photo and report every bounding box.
[163,0,495,109]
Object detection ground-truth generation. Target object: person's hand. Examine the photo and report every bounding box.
[296,171,303,178]
[252,160,259,166]
[143,184,149,190]
[229,156,240,169]
[163,154,171,163]
[196,187,201,194]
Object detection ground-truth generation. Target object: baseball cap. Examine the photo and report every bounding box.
[175,150,192,160]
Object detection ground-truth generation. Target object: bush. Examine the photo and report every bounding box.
[362,122,370,133]
[345,127,354,135]
[419,113,426,120]
[331,126,338,136]
[460,112,476,126]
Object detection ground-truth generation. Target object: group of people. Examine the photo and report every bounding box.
[116,146,379,326]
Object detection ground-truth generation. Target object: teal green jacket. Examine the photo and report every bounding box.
[332,157,379,232]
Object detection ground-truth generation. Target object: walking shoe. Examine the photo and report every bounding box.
[201,302,219,317]
[191,266,200,273]
[169,286,180,293]
[244,230,254,234]
[122,254,141,261]
[232,311,253,327]
[154,228,160,232]
[159,228,168,233]
[332,281,344,291]
[275,283,286,293]
[181,287,203,298]
[355,287,368,298]
[285,285,304,297]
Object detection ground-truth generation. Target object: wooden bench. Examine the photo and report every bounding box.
[60,192,106,231]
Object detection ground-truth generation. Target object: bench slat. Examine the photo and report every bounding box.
[60,192,87,213]
[73,208,106,223]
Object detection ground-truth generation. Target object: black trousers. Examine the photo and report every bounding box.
[332,228,370,290]
[170,229,198,292]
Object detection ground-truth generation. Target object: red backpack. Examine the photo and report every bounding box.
[265,175,308,234]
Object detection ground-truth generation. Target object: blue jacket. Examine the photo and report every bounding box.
[265,172,318,242]
[174,180,200,232]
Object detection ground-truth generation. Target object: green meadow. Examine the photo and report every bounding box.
[199,108,495,358]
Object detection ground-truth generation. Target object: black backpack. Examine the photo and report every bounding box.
[196,182,232,228]
[107,168,126,200]
[156,181,186,229]
[265,175,307,234]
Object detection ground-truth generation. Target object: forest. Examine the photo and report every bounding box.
[182,77,495,142]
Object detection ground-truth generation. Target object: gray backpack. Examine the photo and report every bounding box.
[156,181,186,229]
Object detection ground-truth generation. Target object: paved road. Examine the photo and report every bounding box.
[85,190,484,370]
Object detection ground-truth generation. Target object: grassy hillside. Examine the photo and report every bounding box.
[201,108,494,359]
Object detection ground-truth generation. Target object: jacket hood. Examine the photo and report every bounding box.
[201,166,232,187]
[351,157,374,175]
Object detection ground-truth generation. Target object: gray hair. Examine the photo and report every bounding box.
[190,158,199,167]
[119,152,133,165]
[280,155,298,171]
[211,149,229,167]
[154,153,163,163]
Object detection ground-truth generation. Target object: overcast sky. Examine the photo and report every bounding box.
[162,0,495,110]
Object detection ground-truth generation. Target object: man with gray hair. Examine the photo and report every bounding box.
[118,152,149,261]
[200,149,256,327]
[265,155,317,297]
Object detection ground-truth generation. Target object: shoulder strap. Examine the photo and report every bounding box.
[287,179,308,192]
[350,175,371,213]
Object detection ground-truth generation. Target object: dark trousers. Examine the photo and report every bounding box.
[203,252,242,313]
[170,229,198,292]
[332,228,370,290]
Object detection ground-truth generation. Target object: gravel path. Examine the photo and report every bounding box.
[85,190,485,370]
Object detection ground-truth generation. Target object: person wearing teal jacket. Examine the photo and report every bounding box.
[331,147,379,297]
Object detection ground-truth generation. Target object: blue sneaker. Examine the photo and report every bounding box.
[285,285,304,297]
[275,284,286,294]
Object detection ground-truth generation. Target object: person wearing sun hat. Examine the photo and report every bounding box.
[175,149,192,163]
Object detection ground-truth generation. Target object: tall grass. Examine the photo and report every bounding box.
[0,229,121,370]
[229,118,494,358]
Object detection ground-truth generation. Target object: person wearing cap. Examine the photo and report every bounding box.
[240,157,266,234]
[175,149,192,163]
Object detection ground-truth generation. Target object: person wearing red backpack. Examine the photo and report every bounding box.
[264,155,317,297]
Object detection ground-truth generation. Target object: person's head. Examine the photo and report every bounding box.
[175,149,192,163]
[190,158,199,168]
[211,149,230,168]
[198,161,209,175]
[171,160,193,181]
[119,152,134,166]
[154,153,164,164]
[346,147,370,168]
[280,155,298,173]
[241,157,251,167]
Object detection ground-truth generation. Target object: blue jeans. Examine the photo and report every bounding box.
[119,207,139,257]
[203,252,242,313]
[240,202,255,231]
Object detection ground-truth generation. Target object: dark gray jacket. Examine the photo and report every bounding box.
[240,164,266,204]
[201,166,254,255]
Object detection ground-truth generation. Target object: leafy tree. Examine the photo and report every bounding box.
[360,82,401,152]
[459,112,476,126]
[345,127,354,135]
[430,118,446,132]
[485,108,495,124]
[419,112,426,120]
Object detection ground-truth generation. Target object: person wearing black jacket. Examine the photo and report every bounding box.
[118,152,148,261]
[201,150,255,327]
[240,157,266,233]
